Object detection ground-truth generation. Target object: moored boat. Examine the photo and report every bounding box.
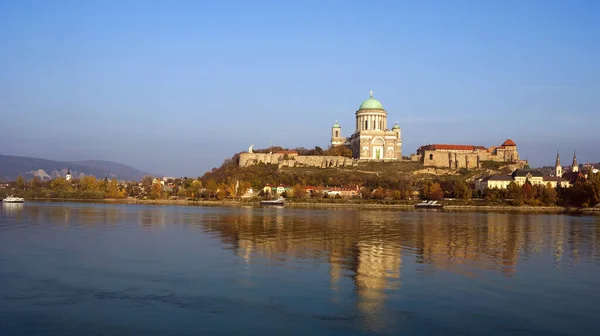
[414,200,443,209]
[260,197,285,206]
[2,195,25,203]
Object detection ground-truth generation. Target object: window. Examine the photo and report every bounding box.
[335,130,339,137]
[365,120,368,130]
[429,154,433,160]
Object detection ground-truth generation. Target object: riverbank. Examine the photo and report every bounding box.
[18,197,600,214]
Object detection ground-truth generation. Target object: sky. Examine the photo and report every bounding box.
[0,0,598,177]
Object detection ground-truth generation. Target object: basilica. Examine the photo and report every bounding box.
[330,91,402,160]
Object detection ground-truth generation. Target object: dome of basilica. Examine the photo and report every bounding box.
[359,91,384,110]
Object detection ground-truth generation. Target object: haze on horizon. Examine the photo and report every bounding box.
[1,0,598,177]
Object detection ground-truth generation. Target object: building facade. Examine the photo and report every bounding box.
[476,169,571,193]
[331,91,402,161]
[412,139,522,169]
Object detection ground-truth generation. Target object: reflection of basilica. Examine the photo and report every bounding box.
[203,209,600,324]
[4,204,600,332]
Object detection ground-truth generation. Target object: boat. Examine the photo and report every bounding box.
[2,195,25,203]
[414,200,444,209]
[260,196,285,206]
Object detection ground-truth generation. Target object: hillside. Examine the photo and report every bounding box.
[0,154,155,181]
[199,154,512,190]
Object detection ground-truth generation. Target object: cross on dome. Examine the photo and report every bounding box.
[369,90,373,98]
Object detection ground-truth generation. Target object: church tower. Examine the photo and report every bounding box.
[66,168,72,181]
[555,152,562,177]
[330,121,344,146]
[572,151,579,173]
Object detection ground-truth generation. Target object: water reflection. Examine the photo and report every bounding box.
[1,202,25,217]
[2,203,600,334]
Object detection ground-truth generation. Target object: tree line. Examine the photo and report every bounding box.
[3,157,599,208]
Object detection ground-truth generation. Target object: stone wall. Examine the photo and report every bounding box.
[422,150,480,169]
[238,152,357,168]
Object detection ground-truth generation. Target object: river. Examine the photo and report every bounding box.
[1,202,599,335]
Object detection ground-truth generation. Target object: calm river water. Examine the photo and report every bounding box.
[1,202,600,335]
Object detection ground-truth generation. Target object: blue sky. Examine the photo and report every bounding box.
[1,0,598,176]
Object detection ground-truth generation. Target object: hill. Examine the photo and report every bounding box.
[0,154,155,181]
[199,153,514,191]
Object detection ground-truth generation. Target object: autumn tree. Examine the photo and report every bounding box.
[106,179,125,199]
[16,175,25,189]
[423,181,443,200]
[507,182,523,206]
[189,180,203,198]
[291,184,307,198]
[29,176,41,190]
[453,181,472,200]
[150,183,163,199]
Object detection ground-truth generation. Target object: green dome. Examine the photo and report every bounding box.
[392,122,400,130]
[359,91,384,110]
[332,120,340,128]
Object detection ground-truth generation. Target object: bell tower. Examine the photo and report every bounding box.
[555,152,562,177]
[572,151,579,173]
[331,121,343,146]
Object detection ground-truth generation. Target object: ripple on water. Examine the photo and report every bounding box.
[1,203,600,335]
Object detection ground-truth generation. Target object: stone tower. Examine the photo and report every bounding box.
[555,152,562,177]
[572,151,579,173]
[330,121,345,146]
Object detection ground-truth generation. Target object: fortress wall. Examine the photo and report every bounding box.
[239,153,284,167]
[239,152,357,168]
[423,151,479,169]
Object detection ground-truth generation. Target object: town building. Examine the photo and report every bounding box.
[476,169,570,193]
[331,91,402,161]
[412,139,522,169]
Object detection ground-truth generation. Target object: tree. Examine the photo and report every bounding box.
[79,176,99,192]
[423,181,443,200]
[507,182,523,206]
[141,175,154,193]
[522,181,534,202]
[150,183,163,199]
[29,176,41,190]
[16,175,25,189]
[291,184,307,198]
[50,177,69,192]
[453,181,472,200]
[106,179,123,198]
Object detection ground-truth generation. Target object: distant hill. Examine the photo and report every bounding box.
[0,154,156,181]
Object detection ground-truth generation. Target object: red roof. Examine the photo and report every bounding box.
[422,144,484,151]
[502,139,516,146]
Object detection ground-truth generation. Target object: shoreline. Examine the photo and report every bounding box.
[17,197,600,214]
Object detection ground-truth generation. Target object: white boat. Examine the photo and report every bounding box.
[260,197,285,206]
[2,195,25,203]
[414,200,443,209]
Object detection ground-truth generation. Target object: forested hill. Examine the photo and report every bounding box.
[0,154,155,181]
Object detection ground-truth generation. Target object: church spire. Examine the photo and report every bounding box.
[572,151,579,173]
[555,151,563,177]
